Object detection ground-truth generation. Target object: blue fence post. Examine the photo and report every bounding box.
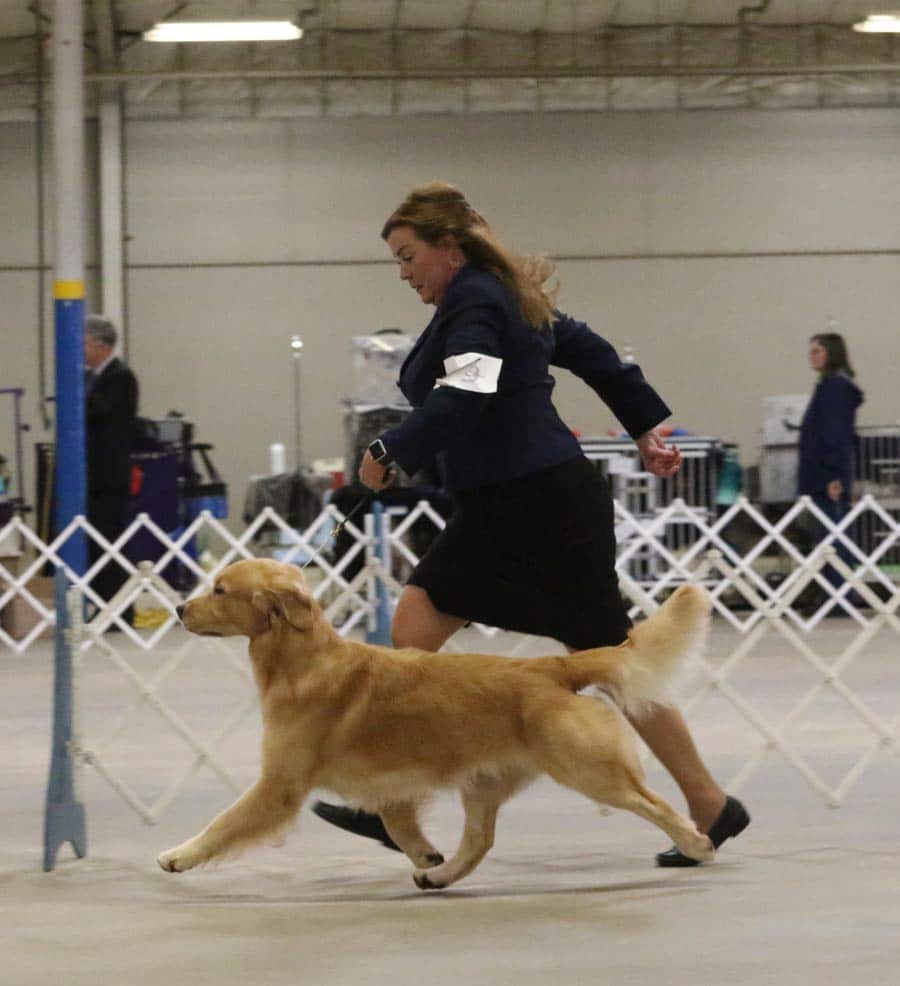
[366,501,393,646]
[43,570,87,871]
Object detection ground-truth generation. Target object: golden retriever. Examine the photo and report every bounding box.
[158,558,714,888]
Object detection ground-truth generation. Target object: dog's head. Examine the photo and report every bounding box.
[179,559,315,639]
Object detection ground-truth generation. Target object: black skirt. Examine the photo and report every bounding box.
[408,455,632,650]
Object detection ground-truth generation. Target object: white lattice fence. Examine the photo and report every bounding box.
[2,504,388,825]
[2,492,899,821]
[617,496,899,804]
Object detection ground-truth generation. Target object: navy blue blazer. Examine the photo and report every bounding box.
[798,373,863,496]
[381,265,671,491]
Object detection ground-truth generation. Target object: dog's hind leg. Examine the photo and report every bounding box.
[599,771,714,863]
[380,802,445,869]
[412,774,524,891]
[158,777,309,872]
[533,699,714,864]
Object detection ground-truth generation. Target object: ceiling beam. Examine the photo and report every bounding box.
[34,61,894,83]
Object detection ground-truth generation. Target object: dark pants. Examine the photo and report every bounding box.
[809,493,857,593]
[88,489,134,624]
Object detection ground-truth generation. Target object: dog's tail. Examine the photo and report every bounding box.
[561,584,710,717]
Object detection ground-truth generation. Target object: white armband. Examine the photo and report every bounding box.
[434,353,503,395]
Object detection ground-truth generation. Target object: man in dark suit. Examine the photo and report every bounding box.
[84,314,139,626]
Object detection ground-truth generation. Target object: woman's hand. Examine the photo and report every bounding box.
[635,429,682,478]
[826,478,843,502]
[359,449,396,491]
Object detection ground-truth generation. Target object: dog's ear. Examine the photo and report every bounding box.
[251,577,313,631]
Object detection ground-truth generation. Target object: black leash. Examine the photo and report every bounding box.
[300,485,385,570]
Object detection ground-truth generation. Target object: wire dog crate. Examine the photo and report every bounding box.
[854,425,900,568]
[579,436,734,508]
[579,436,737,582]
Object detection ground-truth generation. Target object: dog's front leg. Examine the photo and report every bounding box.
[158,777,308,873]
[380,803,444,869]
[413,775,522,890]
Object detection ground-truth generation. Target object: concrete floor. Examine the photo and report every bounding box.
[2,619,899,986]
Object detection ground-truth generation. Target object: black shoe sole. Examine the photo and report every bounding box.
[311,801,402,852]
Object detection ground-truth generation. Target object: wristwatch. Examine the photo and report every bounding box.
[367,439,393,467]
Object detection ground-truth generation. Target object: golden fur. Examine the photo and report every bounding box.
[158,558,714,889]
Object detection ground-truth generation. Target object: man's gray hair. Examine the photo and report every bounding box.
[84,314,118,348]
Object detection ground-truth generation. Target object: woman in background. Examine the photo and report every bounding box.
[798,333,864,597]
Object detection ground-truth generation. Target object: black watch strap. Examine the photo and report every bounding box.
[367,439,393,466]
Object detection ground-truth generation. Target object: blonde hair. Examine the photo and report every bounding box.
[381,183,558,329]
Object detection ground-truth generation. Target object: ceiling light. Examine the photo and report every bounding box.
[852,13,900,32]
[143,21,303,43]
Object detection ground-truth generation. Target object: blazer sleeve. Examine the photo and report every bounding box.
[380,294,503,477]
[551,313,672,439]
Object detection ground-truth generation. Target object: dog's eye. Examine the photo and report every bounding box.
[213,585,225,595]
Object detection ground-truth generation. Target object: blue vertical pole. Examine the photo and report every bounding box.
[54,287,87,572]
[44,0,87,870]
[366,501,393,646]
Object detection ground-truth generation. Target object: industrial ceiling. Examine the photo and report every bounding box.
[1,1,898,118]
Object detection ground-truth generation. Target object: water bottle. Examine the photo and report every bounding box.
[715,450,743,506]
[268,442,286,475]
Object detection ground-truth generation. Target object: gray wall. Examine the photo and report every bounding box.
[1,109,898,522]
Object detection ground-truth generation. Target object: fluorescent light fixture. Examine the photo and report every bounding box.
[852,13,900,32]
[143,21,303,43]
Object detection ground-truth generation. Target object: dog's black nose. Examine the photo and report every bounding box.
[176,604,185,620]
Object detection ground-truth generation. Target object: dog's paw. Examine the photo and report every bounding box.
[157,843,200,873]
[413,868,447,891]
[682,834,715,864]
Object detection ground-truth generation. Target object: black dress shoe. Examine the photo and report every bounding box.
[311,801,401,852]
[656,795,750,868]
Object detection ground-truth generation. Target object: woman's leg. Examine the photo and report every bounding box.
[392,585,467,650]
[811,492,861,599]
[626,704,726,832]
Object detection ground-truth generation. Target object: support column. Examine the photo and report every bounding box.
[98,93,125,334]
[52,0,87,574]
